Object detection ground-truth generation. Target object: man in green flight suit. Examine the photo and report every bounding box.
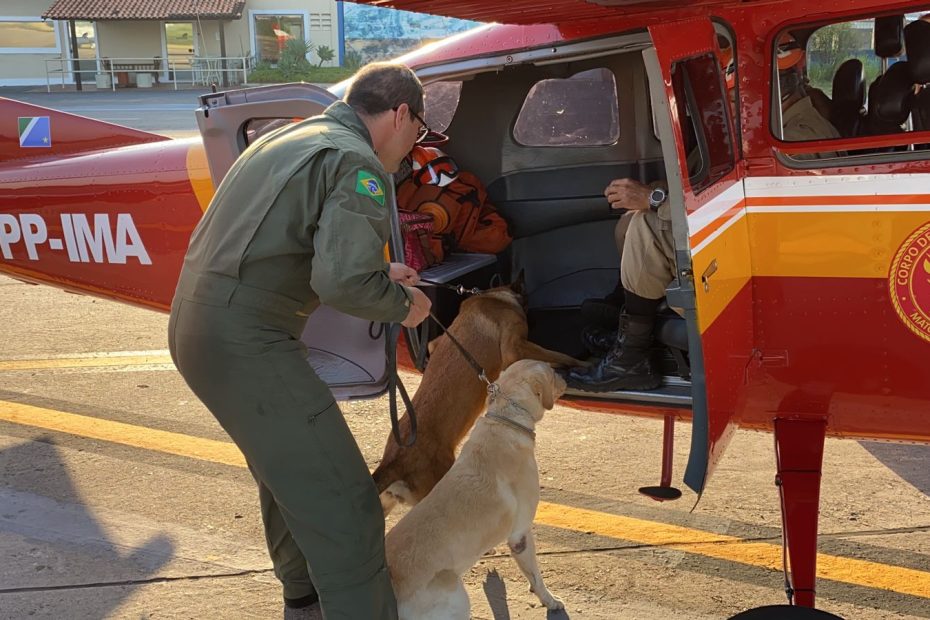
[168,62,432,619]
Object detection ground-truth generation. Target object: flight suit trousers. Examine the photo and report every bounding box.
[168,273,397,619]
[616,207,676,301]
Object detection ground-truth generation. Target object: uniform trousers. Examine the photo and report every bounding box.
[169,272,397,619]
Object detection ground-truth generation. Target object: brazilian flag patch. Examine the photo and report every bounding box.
[355,170,385,206]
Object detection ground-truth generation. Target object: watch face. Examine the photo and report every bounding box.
[650,188,666,207]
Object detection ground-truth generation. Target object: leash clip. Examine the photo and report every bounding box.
[453,284,481,296]
[486,379,500,401]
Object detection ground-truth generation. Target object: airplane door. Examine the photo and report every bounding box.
[645,21,752,495]
[195,83,397,400]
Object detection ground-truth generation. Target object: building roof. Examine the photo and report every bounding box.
[42,0,246,21]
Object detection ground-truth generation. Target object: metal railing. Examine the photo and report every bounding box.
[44,56,254,92]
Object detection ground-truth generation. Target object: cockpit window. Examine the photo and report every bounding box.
[513,68,620,147]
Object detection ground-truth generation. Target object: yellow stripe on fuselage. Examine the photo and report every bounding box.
[689,205,930,333]
[746,210,930,279]
[186,143,215,213]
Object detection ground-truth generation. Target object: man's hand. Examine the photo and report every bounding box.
[389,262,420,286]
[401,286,432,328]
[604,178,651,211]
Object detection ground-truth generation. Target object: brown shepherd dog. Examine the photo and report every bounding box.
[372,278,586,515]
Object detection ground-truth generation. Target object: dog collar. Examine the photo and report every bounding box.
[485,412,536,440]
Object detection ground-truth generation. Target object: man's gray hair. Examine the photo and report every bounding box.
[345,62,424,118]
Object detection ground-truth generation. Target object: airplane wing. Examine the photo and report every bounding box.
[347,0,733,24]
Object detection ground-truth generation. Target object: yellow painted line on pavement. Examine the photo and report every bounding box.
[535,503,930,600]
[1,398,929,600]
[0,401,245,468]
[0,352,173,371]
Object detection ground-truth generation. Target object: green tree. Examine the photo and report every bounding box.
[316,45,335,67]
[807,21,872,93]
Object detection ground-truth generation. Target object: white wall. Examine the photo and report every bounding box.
[0,0,340,86]
[0,1,64,86]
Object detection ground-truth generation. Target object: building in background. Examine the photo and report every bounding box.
[0,0,480,88]
[0,0,340,87]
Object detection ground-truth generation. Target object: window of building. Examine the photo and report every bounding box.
[773,12,930,161]
[670,54,736,193]
[254,14,305,64]
[423,81,462,133]
[513,68,620,147]
[74,21,96,60]
[0,18,58,54]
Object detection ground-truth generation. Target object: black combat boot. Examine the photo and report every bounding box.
[568,313,661,392]
[580,324,619,357]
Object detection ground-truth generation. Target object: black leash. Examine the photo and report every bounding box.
[385,281,493,449]
[418,278,482,296]
[426,309,494,392]
[386,323,417,447]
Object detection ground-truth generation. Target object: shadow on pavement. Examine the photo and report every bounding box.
[859,441,930,497]
[0,435,174,616]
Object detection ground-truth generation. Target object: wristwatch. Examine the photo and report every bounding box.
[648,187,667,211]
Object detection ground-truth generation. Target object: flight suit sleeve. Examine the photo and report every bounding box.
[309,154,412,323]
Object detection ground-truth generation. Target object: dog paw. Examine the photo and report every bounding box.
[541,593,565,610]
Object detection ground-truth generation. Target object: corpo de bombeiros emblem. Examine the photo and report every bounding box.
[890,222,930,344]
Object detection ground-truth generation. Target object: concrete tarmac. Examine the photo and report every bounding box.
[1,279,929,620]
[0,89,929,620]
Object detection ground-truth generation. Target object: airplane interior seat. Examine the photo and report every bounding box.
[904,19,930,147]
[874,15,905,60]
[863,14,909,150]
[829,58,866,137]
[864,61,915,148]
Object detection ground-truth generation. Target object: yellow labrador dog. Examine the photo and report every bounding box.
[386,359,566,619]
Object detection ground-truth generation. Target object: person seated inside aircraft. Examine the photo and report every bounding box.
[568,34,841,393]
[776,33,841,155]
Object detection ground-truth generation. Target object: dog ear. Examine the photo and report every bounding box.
[510,270,526,296]
[529,363,556,410]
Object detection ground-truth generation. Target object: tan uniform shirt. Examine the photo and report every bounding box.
[782,95,842,159]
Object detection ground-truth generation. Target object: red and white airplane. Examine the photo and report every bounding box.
[2,1,930,615]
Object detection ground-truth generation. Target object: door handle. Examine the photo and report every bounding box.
[701,259,718,293]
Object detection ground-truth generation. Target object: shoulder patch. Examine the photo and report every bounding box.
[355,170,385,206]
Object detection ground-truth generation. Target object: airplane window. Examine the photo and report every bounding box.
[774,12,930,161]
[513,68,620,147]
[671,54,735,194]
[423,81,462,133]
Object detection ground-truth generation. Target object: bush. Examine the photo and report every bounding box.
[344,50,364,71]
[316,45,335,67]
[247,65,355,84]
[278,38,314,80]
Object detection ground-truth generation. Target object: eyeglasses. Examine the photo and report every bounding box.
[393,106,431,144]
